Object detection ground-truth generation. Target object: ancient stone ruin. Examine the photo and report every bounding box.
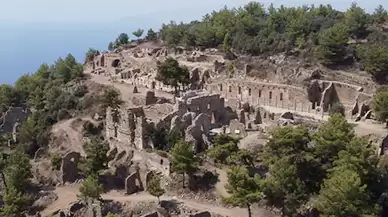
[106,106,148,150]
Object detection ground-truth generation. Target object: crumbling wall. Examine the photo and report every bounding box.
[207,79,305,109]
[0,107,30,136]
[176,91,227,125]
[106,107,118,140]
[323,81,365,109]
[107,106,148,150]
[95,53,122,76]
[125,171,143,195]
[319,82,339,112]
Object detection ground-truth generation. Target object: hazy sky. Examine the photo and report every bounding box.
[1,0,387,23]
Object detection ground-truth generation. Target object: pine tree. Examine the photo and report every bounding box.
[101,87,123,111]
[0,187,32,217]
[223,31,231,52]
[146,28,157,41]
[223,166,263,217]
[133,28,144,40]
[373,5,388,25]
[315,23,350,65]
[3,149,32,191]
[0,150,33,217]
[170,140,200,188]
[78,175,103,201]
[147,175,166,204]
[373,89,388,121]
[313,169,372,216]
[313,114,355,171]
[156,57,190,94]
[80,137,110,176]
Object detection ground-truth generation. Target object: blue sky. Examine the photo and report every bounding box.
[0,0,387,84]
[1,0,386,24]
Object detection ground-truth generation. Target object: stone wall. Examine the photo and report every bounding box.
[0,107,30,136]
[320,80,370,109]
[206,78,373,118]
[175,91,226,125]
[90,53,122,76]
[106,106,148,150]
[206,79,306,109]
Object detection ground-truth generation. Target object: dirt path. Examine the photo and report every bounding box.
[203,164,230,198]
[41,186,265,217]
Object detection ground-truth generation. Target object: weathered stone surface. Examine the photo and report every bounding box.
[320,82,338,112]
[229,119,247,137]
[61,152,81,183]
[363,110,372,120]
[106,106,148,150]
[125,171,143,195]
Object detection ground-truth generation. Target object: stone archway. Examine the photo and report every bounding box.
[61,152,81,183]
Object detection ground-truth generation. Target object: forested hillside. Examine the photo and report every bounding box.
[0,54,93,155]
[157,3,388,81]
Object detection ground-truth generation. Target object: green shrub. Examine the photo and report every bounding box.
[74,85,88,97]
[51,153,62,170]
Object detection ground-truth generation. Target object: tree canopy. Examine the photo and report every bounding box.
[78,174,103,201]
[147,174,166,204]
[156,3,388,80]
[372,88,388,121]
[146,28,157,41]
[80,136,110,176]
[170,140,200,188]
[133,28,144,39]
[223,166,263,217]
[156,57,190,93]
[220,114,385,216]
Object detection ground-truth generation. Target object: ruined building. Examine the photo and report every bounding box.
[106,106,149,150]
[0,107,30,143]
